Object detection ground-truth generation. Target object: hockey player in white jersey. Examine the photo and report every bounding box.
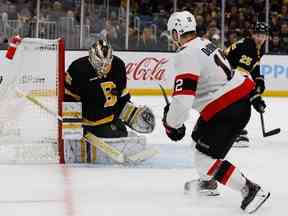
[162,11,270,214]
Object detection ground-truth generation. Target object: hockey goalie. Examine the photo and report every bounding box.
[64,39,157,164]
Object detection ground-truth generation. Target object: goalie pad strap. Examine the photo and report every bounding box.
[121,103,132,122]
[127,106,138,125]
[120,102,138,124]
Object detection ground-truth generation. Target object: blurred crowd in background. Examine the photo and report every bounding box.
[0,0,288,53]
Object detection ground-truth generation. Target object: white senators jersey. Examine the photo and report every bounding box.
[166,37,255,129]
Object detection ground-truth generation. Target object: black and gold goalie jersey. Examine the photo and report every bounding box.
[225,38,265,80]
[65,55,130,126]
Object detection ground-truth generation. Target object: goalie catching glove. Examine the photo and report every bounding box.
[120,102,155,133]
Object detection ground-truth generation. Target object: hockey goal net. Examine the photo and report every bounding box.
[0,37,64,163]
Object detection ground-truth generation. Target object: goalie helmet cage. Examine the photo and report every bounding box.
[0,38,65,164]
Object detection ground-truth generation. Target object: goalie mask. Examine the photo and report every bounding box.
[120,102,155,134]
[88,39,113,77]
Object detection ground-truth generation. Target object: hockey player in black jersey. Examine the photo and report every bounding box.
[225,22,269,147]
[65,39,154,139]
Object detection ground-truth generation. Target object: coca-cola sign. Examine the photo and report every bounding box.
[126,57,168,80]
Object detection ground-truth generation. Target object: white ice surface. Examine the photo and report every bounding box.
[0,96,287,216]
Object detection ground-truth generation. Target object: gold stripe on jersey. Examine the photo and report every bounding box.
[236,66,250,76]
[251,61,260,71]
[121,88,129,97]
[65,71,73,85]
[65,88,81,101]
[82,114,114,126]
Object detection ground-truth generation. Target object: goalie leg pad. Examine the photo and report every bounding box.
[120,102,155,133]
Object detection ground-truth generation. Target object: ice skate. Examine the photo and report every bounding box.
[233,129,250,148]
[184,179,220,196]
[241,179,270,214]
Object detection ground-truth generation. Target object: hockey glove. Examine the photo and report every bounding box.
[255,75,265,94]
[250,93,266,113]
[162,104,186,141]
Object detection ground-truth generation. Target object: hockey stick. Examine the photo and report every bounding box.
[15,87,63,121]
[260,112,281,137]
[84,132,125,163]
[127,147,159,163]
[255,87,281,138]
[158,83,170,105]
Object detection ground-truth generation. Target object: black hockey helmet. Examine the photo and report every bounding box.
[88,39,113,77]
[254,22,269,35]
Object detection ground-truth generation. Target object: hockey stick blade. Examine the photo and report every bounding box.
[127,147,159,163]
[158,84,170,105]
[263,128,281,137]
[260,112,281,137]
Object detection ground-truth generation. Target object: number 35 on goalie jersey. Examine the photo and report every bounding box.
[170,37,253,122]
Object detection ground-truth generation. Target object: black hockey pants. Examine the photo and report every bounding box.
[192,98,251,159]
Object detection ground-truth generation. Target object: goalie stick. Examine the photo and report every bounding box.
[85,133,159,164]
[17,88,158,164]
[84,132,125,163]
[15,88,63,121]
[260,112,281,137]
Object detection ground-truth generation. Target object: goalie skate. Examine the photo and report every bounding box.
[241,179,270,214]
[184,179,220,196]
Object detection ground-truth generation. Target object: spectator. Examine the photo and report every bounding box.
[269,34,287,54]
[99,19,121,49]
[137,25,158,51]
[225,31,238,47]
[128,26,139,50]
[196,15,207,36]
[47,1,65,21]
[279,4,288,20]
[270,12,281,34]
[280,22,288,48]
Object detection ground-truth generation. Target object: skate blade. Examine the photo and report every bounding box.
[199,189,220,196]
[233,141,250,148]
[246,192,270,214]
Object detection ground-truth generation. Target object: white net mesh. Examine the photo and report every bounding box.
[0,38,63,163]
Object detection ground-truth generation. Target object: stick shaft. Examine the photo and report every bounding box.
[158,84,170,105]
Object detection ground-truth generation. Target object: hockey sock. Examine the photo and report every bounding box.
[208,160,246,192]
[194,150,246,192]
